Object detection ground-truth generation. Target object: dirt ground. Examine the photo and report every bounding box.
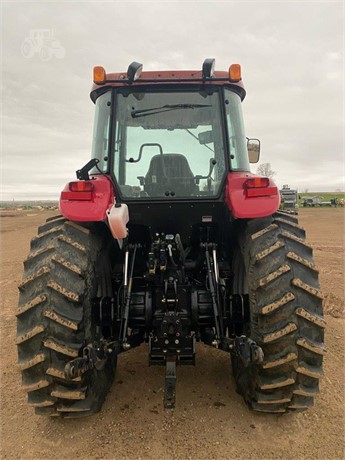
[0,208,344,460]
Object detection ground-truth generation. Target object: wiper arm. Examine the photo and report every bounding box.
[131,103,211,118]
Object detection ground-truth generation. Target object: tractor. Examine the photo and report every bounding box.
[17,60,325,417]
[279,185,298,214]
[21,29,65,61]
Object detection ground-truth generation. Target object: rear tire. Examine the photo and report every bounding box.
[17,217,117,417]
[231,211,325,413]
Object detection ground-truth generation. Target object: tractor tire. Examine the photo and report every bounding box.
[16,216,117,417]
[21,39,35,59]
[231,211,325,413]
[39,46,52,62]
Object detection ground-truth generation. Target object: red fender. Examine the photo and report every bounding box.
[225,172,280,219]
[59,175,114,222]
[59,172,280,222]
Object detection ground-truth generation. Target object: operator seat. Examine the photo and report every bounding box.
[144,154,198,196]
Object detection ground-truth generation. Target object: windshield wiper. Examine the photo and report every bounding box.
[131,103,211,118]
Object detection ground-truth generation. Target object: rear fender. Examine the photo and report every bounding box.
[59,175,114,222]
[225,172,280,219]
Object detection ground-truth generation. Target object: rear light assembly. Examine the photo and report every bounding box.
[69,181,94,192]
[61,181,94,201]
[244,177,278,198]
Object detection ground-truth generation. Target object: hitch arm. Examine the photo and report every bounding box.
[205,247,224,341]
[231,336,264,366]
[120,244,138,347]
[64,341,118,379]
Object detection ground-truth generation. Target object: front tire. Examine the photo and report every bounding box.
[17,217,117,417]
[231,211,325,413]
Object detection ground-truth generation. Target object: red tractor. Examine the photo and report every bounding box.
[17,60,325,417]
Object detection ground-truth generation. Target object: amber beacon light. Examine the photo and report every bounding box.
[229,64,241,82]
[93,66,106,84]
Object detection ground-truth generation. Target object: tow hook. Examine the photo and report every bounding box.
[233,336,264,367]
[64,341,115,379]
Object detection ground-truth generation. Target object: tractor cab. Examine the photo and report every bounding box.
[91,78,250,201]
[61,60,278,240]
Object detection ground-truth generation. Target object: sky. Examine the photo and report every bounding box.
[2,0,344,200]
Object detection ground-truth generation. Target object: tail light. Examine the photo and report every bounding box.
[61,181,94,201]
[69,181,94,192]
[244,177,278,197]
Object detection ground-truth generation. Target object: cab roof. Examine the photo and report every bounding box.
[90,68,246,103]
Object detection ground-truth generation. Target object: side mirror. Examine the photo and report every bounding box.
[247,138,260,163]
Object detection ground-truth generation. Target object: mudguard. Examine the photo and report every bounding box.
[225,172,280,219]
[59,175,114,222]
